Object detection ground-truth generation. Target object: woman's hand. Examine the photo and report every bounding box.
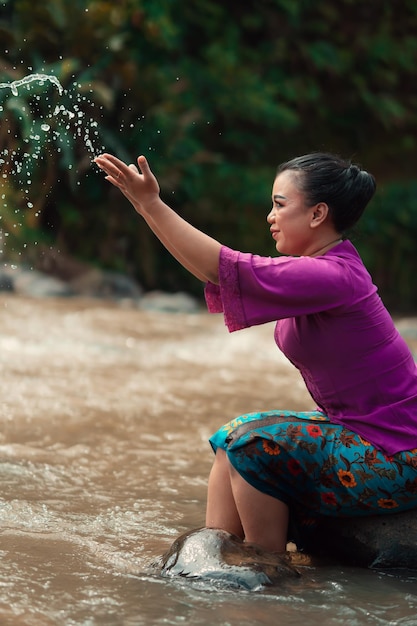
[94,153,160,215]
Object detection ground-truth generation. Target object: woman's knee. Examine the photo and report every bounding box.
[213,448,229,469]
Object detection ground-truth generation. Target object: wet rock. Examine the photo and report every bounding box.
[159,527,300,590]
[0,271,14,292]
[69,269,143,300]
[35,246,92,282]
[296,509,417,569]
[139,290,200,313]
[36,246,143,300]
[2,266,74,297]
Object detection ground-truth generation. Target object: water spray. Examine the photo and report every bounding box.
[0,73,63,96]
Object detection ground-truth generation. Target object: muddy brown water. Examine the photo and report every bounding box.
[0,295,416,625]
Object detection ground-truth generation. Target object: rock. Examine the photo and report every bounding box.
[139,290,200,313]
[295,509,417,569]
[0,270,14,292]
[35,246,143,300]
[3,266,74,298]
[35,246,91,281]
[69,269,142,300]
[159,527,300,590]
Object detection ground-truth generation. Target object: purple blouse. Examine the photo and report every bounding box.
[205,240,417,455]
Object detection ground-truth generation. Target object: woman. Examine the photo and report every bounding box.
[94,151,417,554]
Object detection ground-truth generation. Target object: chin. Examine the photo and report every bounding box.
[275,242,288,255]
[276,244,300,256]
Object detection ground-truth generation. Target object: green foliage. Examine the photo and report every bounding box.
[356,181,417,312]
[0,0,416,307]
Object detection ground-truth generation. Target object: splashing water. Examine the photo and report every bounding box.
[0,73,63,97]
[0,71,105,163]
[0,71,107,258]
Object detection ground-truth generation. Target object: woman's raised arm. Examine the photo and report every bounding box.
[94,153,221,284]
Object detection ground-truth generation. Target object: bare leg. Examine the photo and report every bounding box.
[229,463,289,553]
[206,449,289,552]
[206,449,244,538]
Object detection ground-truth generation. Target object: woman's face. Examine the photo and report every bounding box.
[267,170,318,256]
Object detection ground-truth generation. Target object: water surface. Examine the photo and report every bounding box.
[0,295,416,625]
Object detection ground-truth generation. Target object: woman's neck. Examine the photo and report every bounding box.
[309,237,343,257]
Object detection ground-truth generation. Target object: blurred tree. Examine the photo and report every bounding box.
[0,0,416,306]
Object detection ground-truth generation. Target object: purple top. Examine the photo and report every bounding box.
[205,240,417,455]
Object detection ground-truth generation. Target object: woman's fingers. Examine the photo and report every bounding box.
[136,155,159,192]
[137,155,151,175]
[95,152,158,199]
[96,153,127,171]
[95,154,151,186]
[95,158,119,181]
[95,154,129,181]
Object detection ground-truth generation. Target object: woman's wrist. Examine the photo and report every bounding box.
[132,195,161,216]
[140,197,169,218]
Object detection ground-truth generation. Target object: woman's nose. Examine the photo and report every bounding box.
[267,208,275,224]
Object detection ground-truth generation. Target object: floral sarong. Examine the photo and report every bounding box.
[209,410,417,531]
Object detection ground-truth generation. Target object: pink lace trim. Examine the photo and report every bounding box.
[204,246,248,332]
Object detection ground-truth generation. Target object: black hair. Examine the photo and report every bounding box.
[277,152,376,233]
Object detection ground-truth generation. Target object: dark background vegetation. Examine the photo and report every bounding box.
[0,0,417,310]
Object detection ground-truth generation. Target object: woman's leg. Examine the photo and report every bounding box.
[206,410,332,553]
[206,449,244,538]
[206,449,289,552]
[229,463,289,553]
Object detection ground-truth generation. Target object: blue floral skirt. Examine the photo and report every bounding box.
[209,410,417,527]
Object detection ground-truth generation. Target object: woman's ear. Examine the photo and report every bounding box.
[310,202,329,228]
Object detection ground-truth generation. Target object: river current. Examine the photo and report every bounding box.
[0,294,416,625]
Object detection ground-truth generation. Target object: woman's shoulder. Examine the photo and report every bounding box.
[219,241,371,294]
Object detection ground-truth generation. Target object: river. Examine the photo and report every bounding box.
[0,294,416,625]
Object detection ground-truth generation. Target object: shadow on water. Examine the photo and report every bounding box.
[0,295,416,625]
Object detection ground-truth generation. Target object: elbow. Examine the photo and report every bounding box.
[206,269,219,285]
[203,246,221,284]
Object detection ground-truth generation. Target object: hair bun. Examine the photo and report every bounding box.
[348,164,361,177]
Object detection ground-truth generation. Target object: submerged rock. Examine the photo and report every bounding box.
[296,509,417,569]
[160,510,417,588]
[159,527,300,590]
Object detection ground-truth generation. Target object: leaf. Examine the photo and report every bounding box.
[375,467,397,480]
[355,469,375,483]
[340,454,351,470]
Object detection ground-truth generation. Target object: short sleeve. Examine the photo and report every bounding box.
[205,244,355,332]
